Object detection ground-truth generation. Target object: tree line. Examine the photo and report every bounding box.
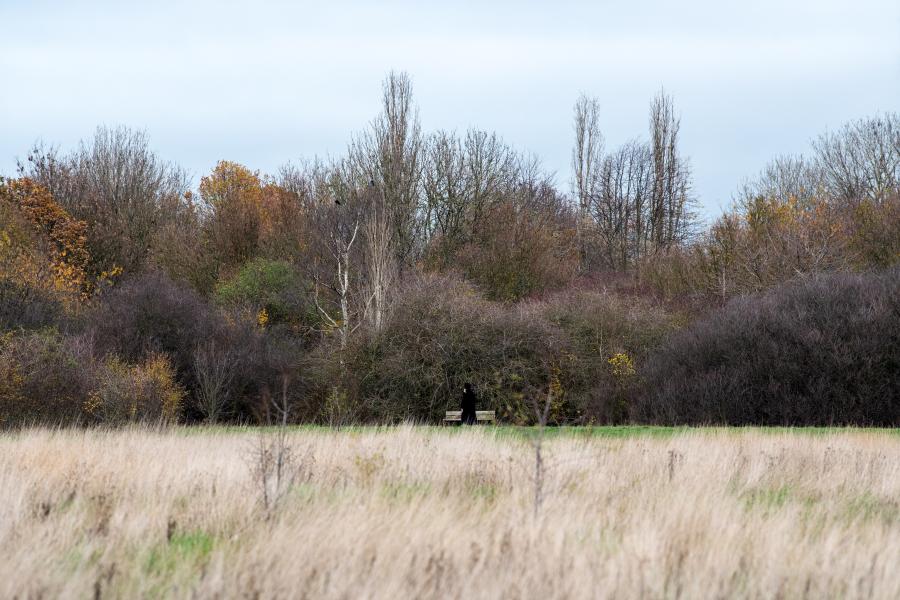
[1,72,898,427]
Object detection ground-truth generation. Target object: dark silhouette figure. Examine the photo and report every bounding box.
[461,383,477,425]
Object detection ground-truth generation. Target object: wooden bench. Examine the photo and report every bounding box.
[443,410,496,424]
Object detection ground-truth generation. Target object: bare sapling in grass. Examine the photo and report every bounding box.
[525,369,600,517]
[249,427,296,514]
[324,385,360,427]
[667,449,683,482]
[530,381,554,518]
[247,374,311,515]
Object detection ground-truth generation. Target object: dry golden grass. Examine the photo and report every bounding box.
[1,426,899,599]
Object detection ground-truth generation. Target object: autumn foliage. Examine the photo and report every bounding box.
[0,177,90,302]
[0,78,898,427]
[199,161,304,270]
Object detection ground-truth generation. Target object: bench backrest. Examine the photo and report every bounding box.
[444,410,495,421]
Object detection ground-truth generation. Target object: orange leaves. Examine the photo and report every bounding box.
[199,161,298,267]
[199,162,266,267]
[200,161,264,208]
[692,191,864,298]
[0,178,91,300]
[744,195,807,240]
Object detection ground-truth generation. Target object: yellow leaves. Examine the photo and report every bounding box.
[142,353,185,422]
[199,161,264,207]
[256,307,269,329]
[703,189,860,296]
[96,265,124,291]
[606,353,635,420]
[608,352,635,378]
[549,362,564,400]
[745,196,797,235]
[83,392,102,416]
[88,352,185,423]
[98,266,124,280]
[745,194,839,243]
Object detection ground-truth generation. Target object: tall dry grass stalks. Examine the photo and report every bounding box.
[1,426,898,598]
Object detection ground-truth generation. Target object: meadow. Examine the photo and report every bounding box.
[2,426,899,599]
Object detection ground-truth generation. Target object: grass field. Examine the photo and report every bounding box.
[2,425,899,598]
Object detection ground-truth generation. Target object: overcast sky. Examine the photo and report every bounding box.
[2,0,898,219]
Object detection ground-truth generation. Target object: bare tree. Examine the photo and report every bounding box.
[310,170,365,354]
[349,71,424,268]
[422,128,516,262]
[526,349,571,518]
[464,129,516,223]
[300,158,405,357]
[813,113,900,206]
[19,126,190,275]
[736,114,900,211]
[648,90,694,255]
[591,140,652,269]
[529,383,553,517]
[735,155,825,208]
[572,95,604,267]
[573,91,694,271]
[363,182,395,332]
[276,160,318,213]
[423,130,467,245]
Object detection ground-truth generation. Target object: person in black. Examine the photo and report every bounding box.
[461,383,477,425]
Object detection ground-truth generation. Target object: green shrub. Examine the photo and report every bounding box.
[214,258,313,328]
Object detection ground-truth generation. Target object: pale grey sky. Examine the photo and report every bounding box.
[2,0,898,219]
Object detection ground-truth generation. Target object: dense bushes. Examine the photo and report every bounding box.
[538,290,680,422]
[84,353,185,424]
[450,199,579,302]
[89,271,223,377]
[329,275,564,423]
[0,269,306,427]
[635,268,900,425]
[0,331,91,426]
[0,280,64,332]
[89,271,304,423]
[0,330,184,427]
[4,266,899,427]
[313,275,679,424]
[3,264,898,427]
